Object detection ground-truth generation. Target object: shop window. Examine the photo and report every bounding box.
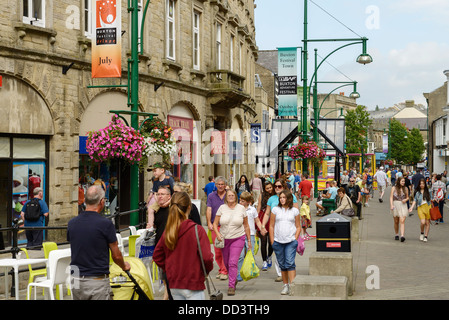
[0,137,10,157]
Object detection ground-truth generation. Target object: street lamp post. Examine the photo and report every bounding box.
[302,0,372,197]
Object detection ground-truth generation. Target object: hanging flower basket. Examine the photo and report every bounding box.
[288,141,326,166]
[86,114,145,166]
[140,118,177,167]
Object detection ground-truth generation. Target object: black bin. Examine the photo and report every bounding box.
[316,213,351,252]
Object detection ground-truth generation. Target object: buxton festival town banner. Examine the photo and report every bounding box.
[92,0,121,78]
[277,47,298,117]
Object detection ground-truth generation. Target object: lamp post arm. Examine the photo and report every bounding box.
[308,40,363,92]
[318,83,353,113]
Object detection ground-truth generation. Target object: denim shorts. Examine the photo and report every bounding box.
[272,240,298,272]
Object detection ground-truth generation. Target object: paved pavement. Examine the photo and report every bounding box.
[207,185,449,300]
[3,185,448,300]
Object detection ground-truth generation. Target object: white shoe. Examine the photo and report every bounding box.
[423,237,428,242]
[281,284,290,295]
[420,234,424,241]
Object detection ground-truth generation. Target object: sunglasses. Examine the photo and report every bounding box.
[274,185,283,188]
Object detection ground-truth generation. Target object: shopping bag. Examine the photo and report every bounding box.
[207,229,213,244]
[296,235,305,256]
[430,204,442,221]
[253,236,259,255]
[136,230,156,265]
[239,251,260,281]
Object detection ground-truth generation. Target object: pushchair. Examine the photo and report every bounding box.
[110,256,154,300]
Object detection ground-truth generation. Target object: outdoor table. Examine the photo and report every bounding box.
[0,258,48,300]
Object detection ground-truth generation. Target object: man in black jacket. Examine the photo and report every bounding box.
[344,178,362,219]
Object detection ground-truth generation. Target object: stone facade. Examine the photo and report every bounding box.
[0,0,258,240]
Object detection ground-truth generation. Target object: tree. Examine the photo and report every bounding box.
[345,105,373,155]
[389,118,411,164]
[408,128,425,164]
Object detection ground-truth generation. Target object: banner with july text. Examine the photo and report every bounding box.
[92,0,121,78]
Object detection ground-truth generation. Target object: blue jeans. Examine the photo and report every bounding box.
[272,240,297,272]
[237,235,255,281]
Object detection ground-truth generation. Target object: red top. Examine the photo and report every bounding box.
[153,219,214,291]
[298,180,313,198]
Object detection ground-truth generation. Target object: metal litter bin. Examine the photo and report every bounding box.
[316,213,351,252]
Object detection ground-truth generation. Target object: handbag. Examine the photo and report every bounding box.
[296,235,305,256]
[430,203,442,221]
[214,236,225,248]
[195,225,223,300]
[341,196,355,217]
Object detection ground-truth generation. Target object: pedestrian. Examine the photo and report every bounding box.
[20,187,49,248]
[256,181,276,271]
[344,177,362,219]
[390,177,409,242]
[261,179,299,282]
[236,191,263,282]
[316,180,338,214]
[173,182,201,225]
[374,166,388,203]
[213,189,251,296]
[298,173,313,200]
[146,162,175,229]
[204,176,217,198]
[411,169,425,194]
[430,174,445,224]
[206,176,228,280]
[300,195,311,240]
[153,191,214,300]
[269,190,301,295]
[332,187,354,214]
[235,175,251,199]
[409,179,431,242]
[250,173,263,208]
[67,185,130,300]
[152,186,174,300]
[340,171,349,189]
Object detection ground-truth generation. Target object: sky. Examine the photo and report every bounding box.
[254,0,449,110]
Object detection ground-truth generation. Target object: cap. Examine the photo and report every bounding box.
[147,162,168,171]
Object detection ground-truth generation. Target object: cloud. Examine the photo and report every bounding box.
[322,42,449,109]
[389,0,449,26]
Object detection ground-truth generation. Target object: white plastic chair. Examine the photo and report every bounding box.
[27,248,72,300]
[191,199,201,215]
[116,233,126,256]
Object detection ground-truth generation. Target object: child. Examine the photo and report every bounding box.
[300,195,312,240]
[236,191,263,282]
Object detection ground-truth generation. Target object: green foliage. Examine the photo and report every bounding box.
[345,105,373,155]
[389,119,425,164]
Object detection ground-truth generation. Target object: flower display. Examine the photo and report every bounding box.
[86,114,145,165]
[288,141,326,166]
[140,118,177,166]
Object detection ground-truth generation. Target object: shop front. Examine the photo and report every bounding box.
[167,105,199,199]
[0,74,53,246]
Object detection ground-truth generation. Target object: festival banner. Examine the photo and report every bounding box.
[277,47,298,117]
[382,134,388,154]
[92,0,121,78]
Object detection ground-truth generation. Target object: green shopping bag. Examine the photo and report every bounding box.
[240,251,260,281]
[253,236,259,255]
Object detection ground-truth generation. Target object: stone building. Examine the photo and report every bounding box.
[0,0,258,245]
[424,70,449,173]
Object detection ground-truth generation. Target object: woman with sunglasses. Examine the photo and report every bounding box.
[261,179,299,282]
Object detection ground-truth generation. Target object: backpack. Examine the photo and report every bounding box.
[25,198,41,222]
[366,174,373,185]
